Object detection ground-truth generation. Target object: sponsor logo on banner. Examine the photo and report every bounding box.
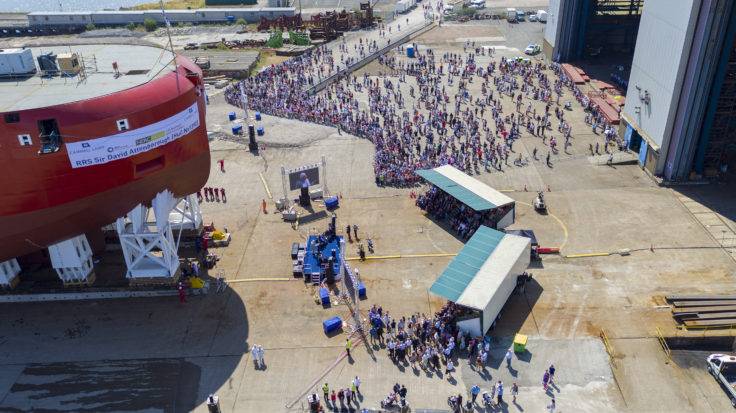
[65,103,200,169]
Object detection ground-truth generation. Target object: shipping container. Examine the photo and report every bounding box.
[0,48,36,77]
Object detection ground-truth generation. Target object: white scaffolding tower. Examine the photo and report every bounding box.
[169,194,203,231]
[0,259,21,289]
[48,234,95,285]
[115,190,184,279]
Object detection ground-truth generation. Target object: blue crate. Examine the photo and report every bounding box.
[323,316,342,334]
[319,287,330,306]
[358,282,366,299]
[228,111,236,121]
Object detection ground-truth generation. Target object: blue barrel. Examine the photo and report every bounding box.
[255,111,261,121]
[257,126,264,136]
[226,15,235,23]
[228,111,236,121]
[407,46,415,58]
[232,125,243,135]
[325,196,339,209]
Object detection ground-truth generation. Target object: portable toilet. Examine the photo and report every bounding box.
[407,45,415,58]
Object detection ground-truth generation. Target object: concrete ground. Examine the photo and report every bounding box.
[1,3,736,412]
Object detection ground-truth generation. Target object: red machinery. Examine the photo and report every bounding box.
[257,14,304,32]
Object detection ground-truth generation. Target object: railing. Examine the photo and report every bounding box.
[655,327,671,364]
[306,20,436,95]
[599,329,617,366]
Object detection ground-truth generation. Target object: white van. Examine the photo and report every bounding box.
[506,8,517,22]
[470,0,485,10]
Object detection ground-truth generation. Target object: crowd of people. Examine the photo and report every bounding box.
[365,302,499,379]
[224,20,621,188]
[364,300,560,413]
[320,377,361,411]
[415,186,490,239]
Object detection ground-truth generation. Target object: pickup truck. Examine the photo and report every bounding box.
[707,353,736,407]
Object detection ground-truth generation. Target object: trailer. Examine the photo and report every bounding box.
[429,226,531,336]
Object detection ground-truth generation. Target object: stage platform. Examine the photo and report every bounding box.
[302,234,343,283]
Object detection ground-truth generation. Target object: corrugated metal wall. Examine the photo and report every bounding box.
[621,0,701,174]
[665,0,736,180]
[205,0,257,5]
[28,8,296,27]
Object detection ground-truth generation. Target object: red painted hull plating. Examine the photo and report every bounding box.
[0,56,211,262]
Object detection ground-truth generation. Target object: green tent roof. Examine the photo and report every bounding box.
[429,226,505,302]
[416,169,496,211]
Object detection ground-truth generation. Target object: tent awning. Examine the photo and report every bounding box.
[429,226,530,310]
[416,165,514,211]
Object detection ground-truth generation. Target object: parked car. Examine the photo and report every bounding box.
[469,0,485,9]
[524,43,541,55]
[529,13,538,22]
[517,10,526,21]
[707,354,736,407]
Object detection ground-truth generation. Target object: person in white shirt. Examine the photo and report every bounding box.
[445,360,454,379]
[251,345,260,369]
[257,345,265,367]
[352,376,361,394]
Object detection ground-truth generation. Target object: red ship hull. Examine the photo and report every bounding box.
[0,56,211,262]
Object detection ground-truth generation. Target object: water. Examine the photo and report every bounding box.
[0,0,153,13]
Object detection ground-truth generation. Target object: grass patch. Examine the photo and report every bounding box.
[132,0,205,10]
[249,50,289,76]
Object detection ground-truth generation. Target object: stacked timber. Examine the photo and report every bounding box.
[667,294,736,328]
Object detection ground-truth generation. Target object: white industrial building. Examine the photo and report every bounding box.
[27,8,297,27]
[544,0,736,182]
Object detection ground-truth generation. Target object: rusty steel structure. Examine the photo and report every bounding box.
[256,2,379,41]
[257,14,304,31]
